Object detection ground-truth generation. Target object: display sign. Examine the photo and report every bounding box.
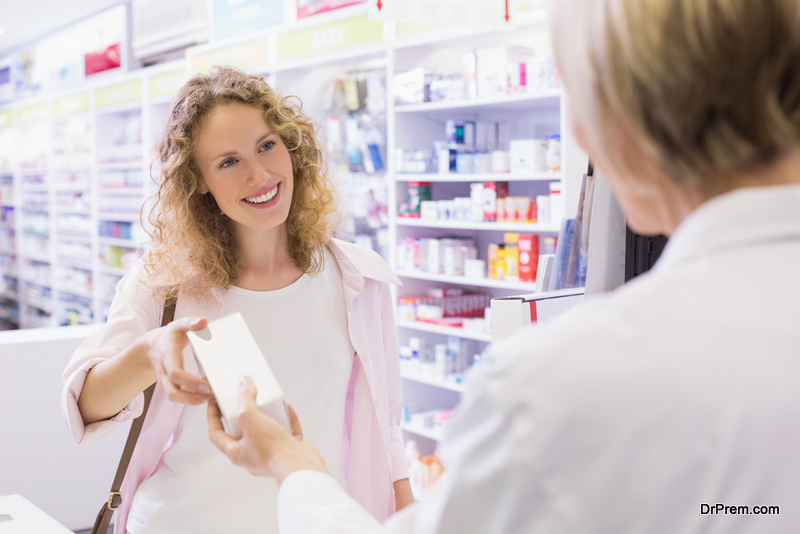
[150,70,187,98]
[212,0,284,41]
[278,16,383,61]
[190,39,269,75]
[369,0,514,29]
[54,93,89,115]
[0,111,11,128]
[96,81,141,108]
[19,103,47,123]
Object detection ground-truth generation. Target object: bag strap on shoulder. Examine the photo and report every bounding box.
[91,295,177,534]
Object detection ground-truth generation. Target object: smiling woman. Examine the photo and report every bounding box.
[147,68,338,298]
[61,67,414,534]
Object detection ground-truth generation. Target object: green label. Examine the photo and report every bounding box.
[397,22,439,37]
[54,93,89,115]
[278,16,384,61]
[190,39,269,75]
[150,70,187,98]
[96,81,141,108]
[0,111,11,128]
[19,103,47,123]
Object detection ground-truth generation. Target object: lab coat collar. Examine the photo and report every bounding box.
[655,184,800,272]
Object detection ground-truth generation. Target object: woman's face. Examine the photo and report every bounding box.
[194,102,294,239]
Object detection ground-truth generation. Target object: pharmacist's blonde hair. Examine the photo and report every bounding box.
[551,0,800,185]
[145,67,338,300]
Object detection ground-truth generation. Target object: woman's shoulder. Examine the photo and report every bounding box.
[327,238,401,286]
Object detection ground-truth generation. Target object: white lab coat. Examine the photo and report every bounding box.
[277,184,800,533]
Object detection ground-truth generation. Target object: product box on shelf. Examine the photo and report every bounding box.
[525,56,562,93]
[482,181,509,222]
[510,138,547,174]
[476,47,536,96]
[518,234,540,282]
[406,181,432,218]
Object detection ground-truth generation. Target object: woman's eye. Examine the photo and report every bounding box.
[220,158,235,168]
[260,141,275,152]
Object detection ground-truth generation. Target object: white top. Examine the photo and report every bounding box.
[128,249,354,534]
[276,184,800,533]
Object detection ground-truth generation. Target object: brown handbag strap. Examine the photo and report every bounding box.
[91,296,177,534]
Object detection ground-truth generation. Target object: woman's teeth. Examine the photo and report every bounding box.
[244,186,278,204]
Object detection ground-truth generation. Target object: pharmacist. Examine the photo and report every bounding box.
[208,0,800,532]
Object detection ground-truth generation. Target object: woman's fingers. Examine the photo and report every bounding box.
[287,403,303,441]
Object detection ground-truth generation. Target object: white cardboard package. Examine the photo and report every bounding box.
[187,312,291,438]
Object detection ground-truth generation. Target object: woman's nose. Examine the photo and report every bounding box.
[246,159,270,187]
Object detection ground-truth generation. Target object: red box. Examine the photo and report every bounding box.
[517,234,540,282]
[483,181,509,221]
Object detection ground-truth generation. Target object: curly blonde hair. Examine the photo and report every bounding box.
[551,0,800,185]
[145,67,338,299]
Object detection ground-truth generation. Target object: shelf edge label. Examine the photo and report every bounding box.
[150,70,187,98]
[278,16,384,62]
[54,93,89,115]
[96,81,142,108]
[19,104,47,123]
[190,38,269,76]
[0,111,11,127]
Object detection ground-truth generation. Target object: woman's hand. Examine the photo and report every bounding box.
[207,377,328,484]
[141,316,212,405]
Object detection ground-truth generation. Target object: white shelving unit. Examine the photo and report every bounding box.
[0,60,188,328]
[0,8,587,471]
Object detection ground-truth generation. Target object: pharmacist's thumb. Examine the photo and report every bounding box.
[238,376,259,412]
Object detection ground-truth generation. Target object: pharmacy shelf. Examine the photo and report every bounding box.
[57,285,94,299]
[57,257,93,271]
[401,421,444,442]
[397,319,492,343]
[97,187,144,194]
[397,270,537,292]
[98,237,139,247]
[57,233,92,243]
[53,183,89,191]
[95,101,142,115]
[98,265,130,277]
[395,172,562,183]
[97,212,141,222]
[22,255,51,264]
[97,161,144,171]
[396,218,560,233]
[401,371,466,393]
[0,201,16,207]
[394,91,561,115]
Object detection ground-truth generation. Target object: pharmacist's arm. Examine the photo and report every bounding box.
[210,344,542,534]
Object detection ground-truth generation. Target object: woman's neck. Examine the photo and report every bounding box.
[232,224,304,291]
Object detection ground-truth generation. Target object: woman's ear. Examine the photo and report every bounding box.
[197,180,209,195]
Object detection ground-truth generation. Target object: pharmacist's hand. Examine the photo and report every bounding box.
[142,316,211,405]
[207,377,328,483]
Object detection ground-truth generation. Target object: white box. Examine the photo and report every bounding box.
[464,258,486,278]
[469,183,485,222]
[510,139,546,174]
[491,151,510,173]
[476,47,535,96]
[188,313,290,438]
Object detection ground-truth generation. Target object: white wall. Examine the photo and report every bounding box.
[0,325,130,531]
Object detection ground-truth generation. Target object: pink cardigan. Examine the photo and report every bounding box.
[61,239,409,531]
